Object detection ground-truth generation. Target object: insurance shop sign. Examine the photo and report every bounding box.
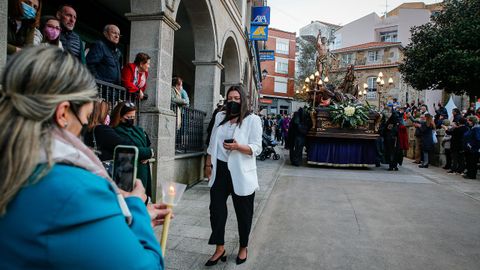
[250,6,270,41]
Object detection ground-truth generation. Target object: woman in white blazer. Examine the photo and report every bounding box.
[204,86,262,266]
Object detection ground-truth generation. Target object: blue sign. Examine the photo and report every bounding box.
[259,50,275,61]
[251,7,270,25]
[250,25,268,41]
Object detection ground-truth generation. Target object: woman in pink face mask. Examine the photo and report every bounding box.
[40,15,63,49]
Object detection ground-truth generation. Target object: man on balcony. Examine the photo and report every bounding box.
[56,5,85,63]
[86,24,122,85]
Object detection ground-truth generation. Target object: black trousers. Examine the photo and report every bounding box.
[451,148,465,173]
[289,136,305,166]
[465,151,479,179]
[209,160,255,248]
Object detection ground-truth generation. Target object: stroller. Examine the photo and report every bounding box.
[258,133,280,161]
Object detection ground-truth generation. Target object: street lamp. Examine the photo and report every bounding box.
[376,71,394,109]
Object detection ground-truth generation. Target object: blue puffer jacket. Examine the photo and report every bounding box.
[0,164,163,270]
[86,37,122,84]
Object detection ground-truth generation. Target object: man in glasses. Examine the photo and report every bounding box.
[56,4,86,63]
[86,24,123,85]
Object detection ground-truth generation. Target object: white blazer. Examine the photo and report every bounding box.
[207,112,263,196]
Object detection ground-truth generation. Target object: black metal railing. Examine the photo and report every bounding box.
[171,103,206,153]
[96,79,140,118]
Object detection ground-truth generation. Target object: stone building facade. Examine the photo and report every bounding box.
[1,0,264,201]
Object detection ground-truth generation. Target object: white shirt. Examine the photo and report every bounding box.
[216,121,237,162]
[207,112,263,196]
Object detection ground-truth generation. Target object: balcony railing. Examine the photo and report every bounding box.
[171,103,206,153]
[96,79,140,118]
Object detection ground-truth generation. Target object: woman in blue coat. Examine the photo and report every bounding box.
[0,47,166,269]
[415,113,436,168]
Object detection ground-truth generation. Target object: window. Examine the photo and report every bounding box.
[274,77,288,93]
[367,51,380,63]
[380,31,398,42]
[341,53,354,67]
[275,58,289,74]
[276,39,289,55]
[280,105,289,115]
[366,77,377,99]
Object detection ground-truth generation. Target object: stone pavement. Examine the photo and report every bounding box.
[155,149,480,269]
[247,154,480,270]
[155,154,284,270]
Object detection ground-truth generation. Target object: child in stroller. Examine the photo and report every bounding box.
[258,133,280,161]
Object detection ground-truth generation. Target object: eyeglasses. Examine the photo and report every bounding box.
[46,25,61,31]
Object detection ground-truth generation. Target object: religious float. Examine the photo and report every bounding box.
[302,31,381,167]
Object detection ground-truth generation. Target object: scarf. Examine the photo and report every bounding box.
[39,128,133,224]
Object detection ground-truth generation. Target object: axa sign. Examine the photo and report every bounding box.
[251,7,270,26]
[250,25,268,41]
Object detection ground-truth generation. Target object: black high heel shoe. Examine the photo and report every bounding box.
[236,248,248,265]
[205,250,227,266]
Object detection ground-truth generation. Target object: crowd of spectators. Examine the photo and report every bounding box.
[380,100,480,179]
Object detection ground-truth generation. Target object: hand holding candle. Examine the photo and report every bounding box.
[160,181,186,256]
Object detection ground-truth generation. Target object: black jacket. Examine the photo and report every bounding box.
[59,29,85,63]
[86,37,122,84]
[84,125,130,161]
[446,125,468,151]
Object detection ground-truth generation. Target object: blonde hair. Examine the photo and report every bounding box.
[0,46,98,215]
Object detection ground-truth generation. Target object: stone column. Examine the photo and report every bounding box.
[126,4,179,202]
[193,61,223,123]
[0,0,8,69]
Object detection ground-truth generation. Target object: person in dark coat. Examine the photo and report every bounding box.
[463,116,480,179]
[381,111,401,171]
[288,108,312,166]
[446,118,468,174]
[86,24,122,84]
[7,0,43,56]
[56,4,86,63]
[112,102,154,198]
[415,113,436,168]
[206,101,225,146]
[84,100,130,161]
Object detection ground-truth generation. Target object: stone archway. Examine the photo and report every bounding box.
[171,0,219,115]
[220,35,241,97]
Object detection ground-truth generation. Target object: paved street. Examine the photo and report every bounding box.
[157,150,480,269]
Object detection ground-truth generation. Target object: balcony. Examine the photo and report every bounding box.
[97,80,206,154]
[171,103,206,154]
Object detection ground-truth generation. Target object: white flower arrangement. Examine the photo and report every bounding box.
[344,106,356,117]
[329,101,369,129]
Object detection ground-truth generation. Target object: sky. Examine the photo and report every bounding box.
[268,0,442,34]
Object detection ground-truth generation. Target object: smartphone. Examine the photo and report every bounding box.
[112,145,138,192]
[224,139,234,143]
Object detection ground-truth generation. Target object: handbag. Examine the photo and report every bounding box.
[432,130,438,144]
[93,126,114,176]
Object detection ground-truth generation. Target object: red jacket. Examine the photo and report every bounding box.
[121,63,148,93]
[398,125,409,150]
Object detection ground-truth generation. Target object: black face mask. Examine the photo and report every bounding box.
[70,104,89,139]
[123,118,135,127]
[226,101,241,116]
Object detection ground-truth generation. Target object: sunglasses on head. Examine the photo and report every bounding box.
[124,102,136,108]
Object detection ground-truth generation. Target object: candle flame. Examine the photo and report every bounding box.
[169,185,175,196]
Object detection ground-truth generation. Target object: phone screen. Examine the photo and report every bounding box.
[113,147,137,192]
